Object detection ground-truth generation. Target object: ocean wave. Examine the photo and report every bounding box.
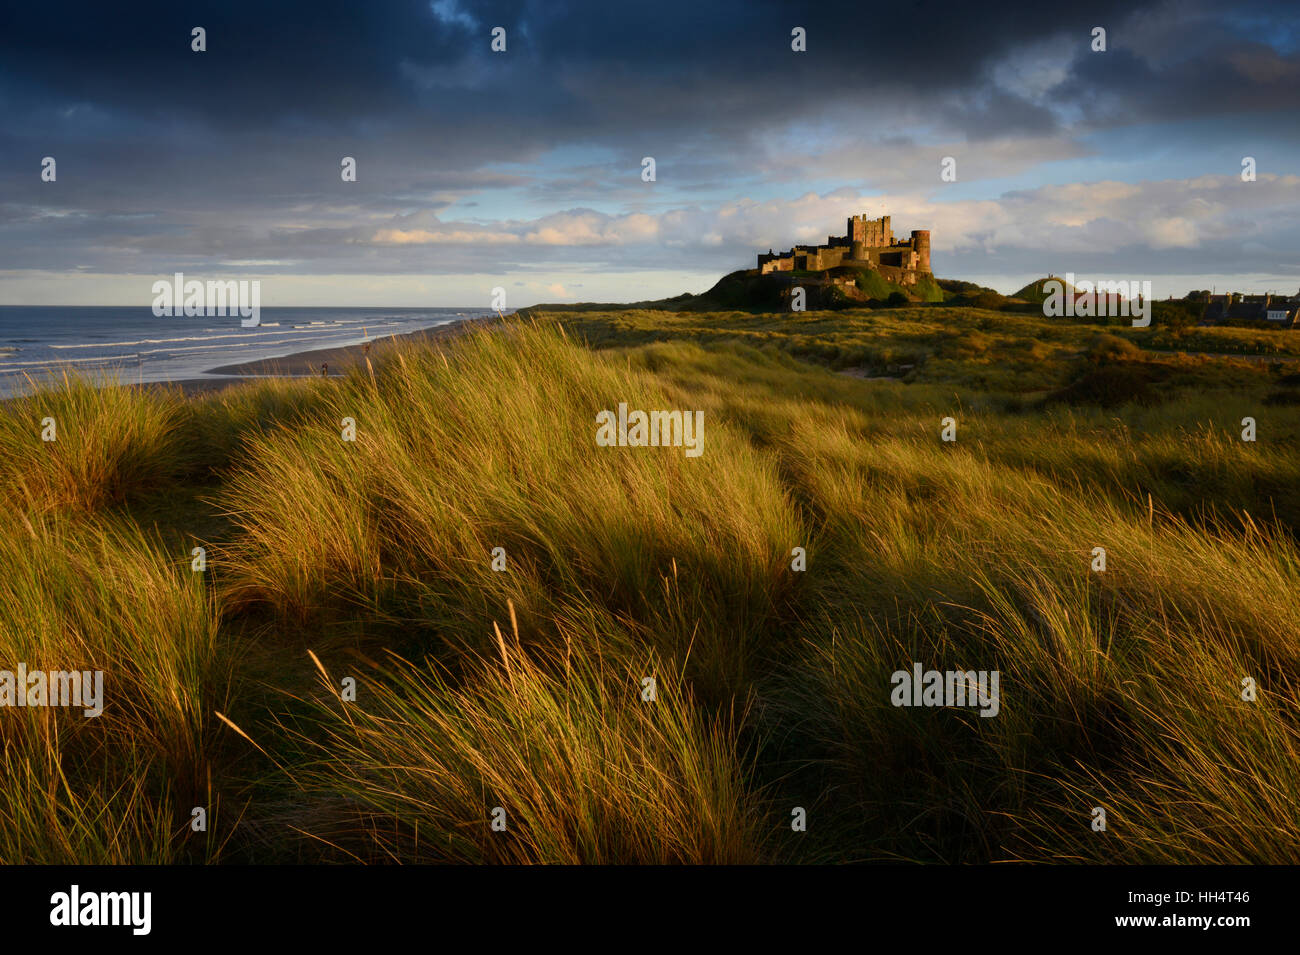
[51,332,256,349]
[47,324,364,350]
[0,355,141,369]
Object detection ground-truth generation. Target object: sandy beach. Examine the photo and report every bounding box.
[168,313,503,396]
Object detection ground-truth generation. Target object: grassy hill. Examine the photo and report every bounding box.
[3,304,1299,863]
[547,266,950,314]
[1014,275,1079,303]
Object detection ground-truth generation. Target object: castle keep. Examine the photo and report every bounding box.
[758,214,931,286]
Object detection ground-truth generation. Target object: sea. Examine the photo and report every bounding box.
[0,306,495,398]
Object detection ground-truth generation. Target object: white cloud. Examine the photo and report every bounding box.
[364,174,1300,266]
[373,227,520,245]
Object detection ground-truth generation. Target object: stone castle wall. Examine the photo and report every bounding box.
[758,214,932,281]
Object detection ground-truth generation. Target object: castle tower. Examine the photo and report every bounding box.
[847,214,893,248]
[910,230,931,273]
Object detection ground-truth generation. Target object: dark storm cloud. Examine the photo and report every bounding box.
[0,0,1186,161]
[1070,36,1300,138]
[0,0,1297,284]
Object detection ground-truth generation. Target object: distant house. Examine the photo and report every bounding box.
[1202,292,1300,327]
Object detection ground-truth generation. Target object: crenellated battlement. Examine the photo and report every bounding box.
[757,213,931,283]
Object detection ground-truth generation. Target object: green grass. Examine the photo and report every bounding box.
[853,267,907,301]
[0,512,229,863]
[913,273,945,303]
[2,305,1298,863]
[1013,276,1074,302]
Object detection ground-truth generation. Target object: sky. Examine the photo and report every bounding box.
[1,0,1298,307]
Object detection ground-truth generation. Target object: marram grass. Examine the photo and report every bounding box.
[0,310,1297,863]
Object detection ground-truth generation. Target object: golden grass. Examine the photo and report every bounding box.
[0,310,1297,863]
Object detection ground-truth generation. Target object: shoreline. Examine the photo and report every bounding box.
[146,314,503,397]
[1,314,503,401]
[200,313,501,378]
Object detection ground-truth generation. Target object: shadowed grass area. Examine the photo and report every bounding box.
[769,430,1300,862]
[0,512,230,863]
[275,608,763,864]
[1,306,1298,864]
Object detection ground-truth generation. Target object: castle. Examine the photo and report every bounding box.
[757,214,931,286]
